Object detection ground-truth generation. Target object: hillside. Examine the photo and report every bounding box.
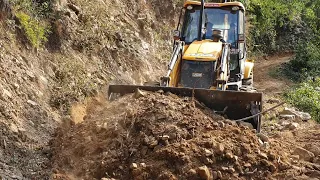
[0,0,177,178]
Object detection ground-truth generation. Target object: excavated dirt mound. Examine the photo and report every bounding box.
[50,91,297,180]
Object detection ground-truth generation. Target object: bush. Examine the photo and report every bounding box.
[285,79,320,122]
[286,41,320,80]
[50,56,98,112]
[16,11,50,49]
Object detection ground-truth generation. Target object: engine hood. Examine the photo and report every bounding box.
[183,40,223,61]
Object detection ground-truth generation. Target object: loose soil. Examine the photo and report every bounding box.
[51,91,302,180]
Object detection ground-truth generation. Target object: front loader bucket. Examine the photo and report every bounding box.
[108,85,263,132]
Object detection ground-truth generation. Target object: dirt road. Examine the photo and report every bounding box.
[255,55,320,180]
[254,54,293,94]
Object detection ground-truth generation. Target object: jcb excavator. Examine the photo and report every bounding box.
[108,0,263,132]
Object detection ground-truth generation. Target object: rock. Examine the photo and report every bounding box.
[217,171,222,178]
[2,88,12,99]
[10,123,19,133]
[225,151,234,159]
[204,149,213,157]
[238,121,253,129]
[203,157,214,165]
[279,114,295,120]
[262,142,270,149]
[234,155,239,162]
[197,166,211,180]
[298,112,312,121]
[269,163,277,172]
[215,143,224,155]
[280,107,311,121]
[257,133,269,142]
[130,163,138,169]
[218,121,225,128]
[306,170,320,178]
[159,135,170,141]
[221,166,228,171]
[134,89,146,99]
[212,122,219,127]
[27,100,38,106]
[67,3,81,15]
[212,171,218,179]
[304,144,320,156]
[38,75,49,88]
[223,120,237,126]
[140,163,146,168]
[228,167,235,173]
[244,163,251,168]
[188,169,197,175]
[267,99,281,104]
[259,152,268,160]
[290,155,300,161]
[25,71,35,81]
[13,83,19,89]
[141,40,150,50]
[293,147,315,162]
[285,122,299,130]
[280,107,296,116]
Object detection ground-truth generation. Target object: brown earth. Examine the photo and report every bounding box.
[254,54,293,94]
[51,91,296,180]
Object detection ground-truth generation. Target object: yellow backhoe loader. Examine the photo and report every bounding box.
[108,0,263,132]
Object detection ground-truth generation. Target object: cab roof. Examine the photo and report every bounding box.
[183,1,245,11]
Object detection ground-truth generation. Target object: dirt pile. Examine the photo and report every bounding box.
[51,91,296,180]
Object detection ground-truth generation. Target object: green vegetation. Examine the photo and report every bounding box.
[285,79,320,122]
[50,56,98,112]
[244,0,320,79]
[243,0,320,120]
[15,11,50,49]
[10,0,52,49]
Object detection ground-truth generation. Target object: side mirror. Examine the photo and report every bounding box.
[173,30,180,40]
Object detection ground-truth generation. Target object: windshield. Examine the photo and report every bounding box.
[182,7,238,46]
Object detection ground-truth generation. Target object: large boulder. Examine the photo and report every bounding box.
[279,108,311,121]
[293,147,315,162]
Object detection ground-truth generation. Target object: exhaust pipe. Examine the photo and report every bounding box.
[197,0,205,41]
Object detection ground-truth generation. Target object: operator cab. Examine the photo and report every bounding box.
[175,1,246,89]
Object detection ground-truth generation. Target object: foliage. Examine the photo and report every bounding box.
[50,56,98,112]
[16,11,50,49]
[244,0,310,54]
[10,0,52,48]
[285,79,320,122]
[10,0,53,18]
[285,41,320,81]
[243,0,320,80]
